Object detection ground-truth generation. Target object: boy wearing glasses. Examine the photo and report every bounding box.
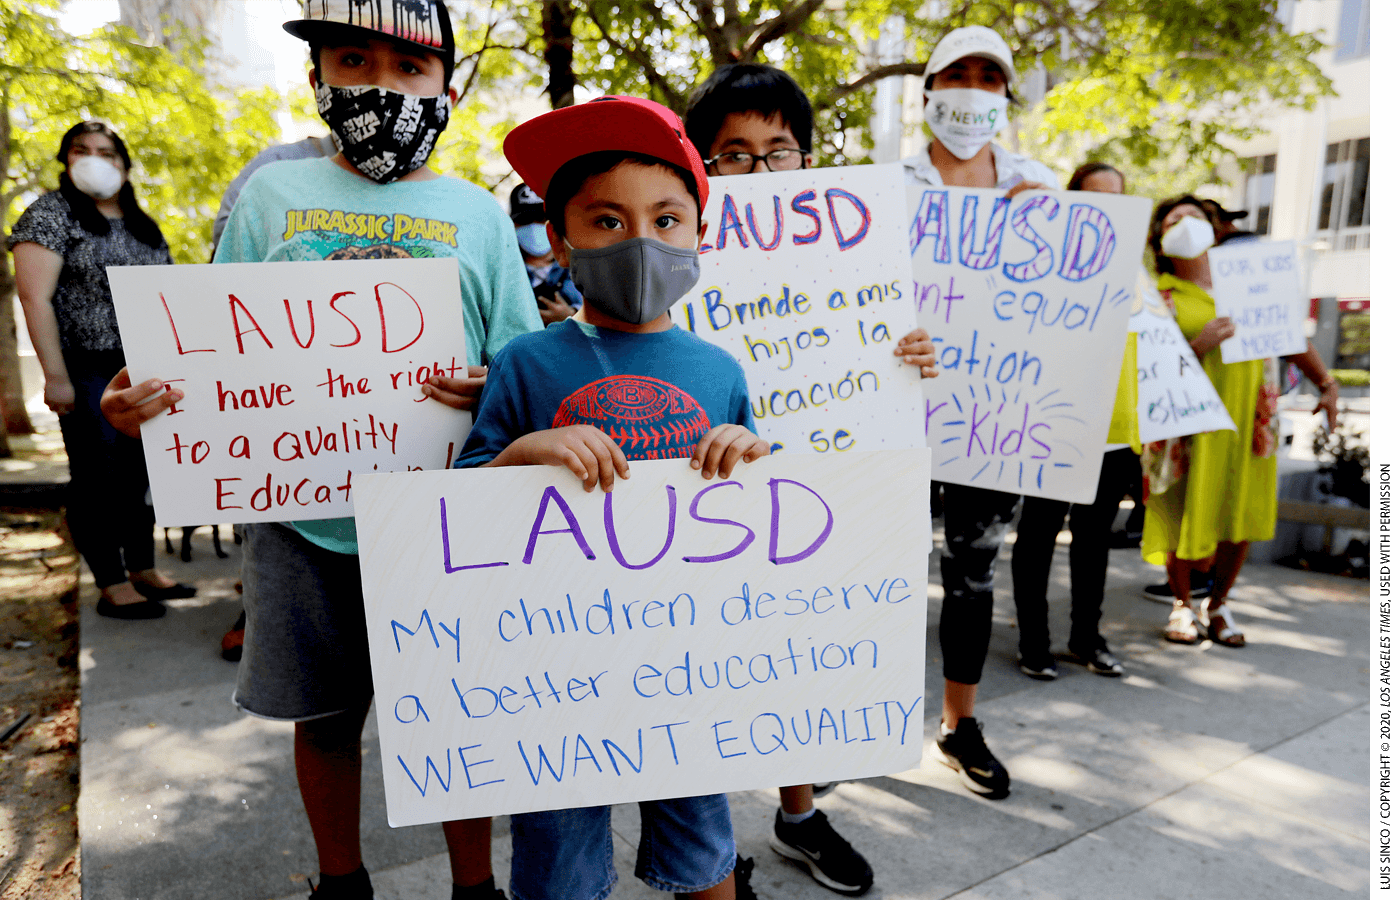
[681,64,936,898]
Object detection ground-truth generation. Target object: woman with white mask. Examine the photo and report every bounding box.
[8,121,194,619]
[1144,196,1337,647]
[900,25,1058,803]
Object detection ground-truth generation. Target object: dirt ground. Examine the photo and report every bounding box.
[0,507,80,900]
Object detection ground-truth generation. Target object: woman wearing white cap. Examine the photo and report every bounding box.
[899,25,1057,801]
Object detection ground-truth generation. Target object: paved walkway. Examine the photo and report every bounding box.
[72,514,1367,899]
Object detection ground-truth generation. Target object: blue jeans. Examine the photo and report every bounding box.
[511,795,735,900]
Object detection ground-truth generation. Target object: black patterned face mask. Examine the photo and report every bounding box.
[315,80,450,184]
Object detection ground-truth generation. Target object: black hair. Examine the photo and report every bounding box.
[684,63,813,160]
[306,4,456,92]
[544,151,702,242]
[55,121,165,249]
[1068,161,1125,193]
[1148,194,1211,275]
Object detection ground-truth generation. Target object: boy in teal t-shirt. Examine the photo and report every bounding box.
[101,3,537,898]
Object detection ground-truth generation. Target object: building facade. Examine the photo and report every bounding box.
[1226,0,1370,372]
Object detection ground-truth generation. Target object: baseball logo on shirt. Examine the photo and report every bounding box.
[553,375,711,460]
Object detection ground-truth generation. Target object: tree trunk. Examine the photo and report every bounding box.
[0,252,23,454]
[543,0,577,109]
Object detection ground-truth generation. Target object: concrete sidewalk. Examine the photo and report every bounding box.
[72,515,1368,900]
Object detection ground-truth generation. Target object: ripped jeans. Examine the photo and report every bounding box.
[938,483,1021,685]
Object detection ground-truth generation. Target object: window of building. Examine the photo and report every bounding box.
[1317,138,1369,245]
[1242,154,1276,235]
[1336,0,1369,61]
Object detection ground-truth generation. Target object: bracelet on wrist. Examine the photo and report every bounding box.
[1318,379,1338,393]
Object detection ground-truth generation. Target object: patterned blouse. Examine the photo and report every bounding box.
[7,191,171,352]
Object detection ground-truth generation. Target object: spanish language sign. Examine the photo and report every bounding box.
[354,449,931,825]
[908,186,1150,503]
[108,258,471,525]
[1129,269,1234,443]
[677,165,924,455]
[1207,239,1307,364]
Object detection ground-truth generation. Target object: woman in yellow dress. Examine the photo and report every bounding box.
[1142,196,1338,646]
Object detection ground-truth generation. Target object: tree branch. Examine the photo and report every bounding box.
[741,0,825,61]
[820,60,925,108]
[691,1,733,64]
[584,6,684,110]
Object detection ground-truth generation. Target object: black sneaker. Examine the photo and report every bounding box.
[1141,573,1212,604]
[770,809,873,896]
[733,854,759,900]
[1018,653,1059,681]
[307,866,373,899]
[1107,530,1142,549]
[810,782,837,798]
[936,718,1010,799]
[1068,641,1124,677]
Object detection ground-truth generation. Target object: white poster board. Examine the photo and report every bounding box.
[1129,269,1235,442]
[108,258,471,525]
[678,165,924,454]
[355,449,931,825]
[1206,239,1307,363]
[908,187,1151,503]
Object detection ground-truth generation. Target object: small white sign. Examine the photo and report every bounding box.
[354,450,931,825]
[108,258,471,525]
[908,187,1151,502]
[678,165,925,455]
[1129,270,1235,443]
[1207,240,1307,363]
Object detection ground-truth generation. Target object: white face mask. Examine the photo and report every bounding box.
[923,88,1009,160]
[1160,215,1216,259]
[69,155,124,200]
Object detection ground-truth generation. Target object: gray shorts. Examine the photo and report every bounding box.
[234,522,374,721]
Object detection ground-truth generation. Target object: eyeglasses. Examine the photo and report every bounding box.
[704,149,808,175]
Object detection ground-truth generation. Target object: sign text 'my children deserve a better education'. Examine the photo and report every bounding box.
[677,164,925,455]
[909,186,1151,503]
[108,258,471,526]
[354,449,930,825]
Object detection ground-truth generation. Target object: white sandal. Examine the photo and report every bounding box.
[1201,603,1245,647]
[1164,604,1200,644]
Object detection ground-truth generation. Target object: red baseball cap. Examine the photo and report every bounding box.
[504,96,709,210]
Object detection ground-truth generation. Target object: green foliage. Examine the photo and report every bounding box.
[497,0,1332,192]
[1,0,283,264]
[1329,369,1369,387]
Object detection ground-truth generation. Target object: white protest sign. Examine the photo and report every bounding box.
[1207,239,1307,363]
[908,187,1150,503]
[108,258,471,526]
[678,165,924,454]
[354,449,931,825]
[1129,269,1235,443]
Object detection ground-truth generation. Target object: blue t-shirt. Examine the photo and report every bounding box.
[456,318,755,468]
[216,157,541,552]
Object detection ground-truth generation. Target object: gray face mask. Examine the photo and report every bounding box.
[565,237,701,325]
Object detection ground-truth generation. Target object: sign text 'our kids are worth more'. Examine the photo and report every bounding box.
[353,450,931,825]
[908,186,1151,503]
[678,164,925,455]
[108,258,471,526]
[1206,239,1308,364]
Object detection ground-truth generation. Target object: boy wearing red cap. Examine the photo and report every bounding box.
[101,3,539,898]
[456,96,766,900]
